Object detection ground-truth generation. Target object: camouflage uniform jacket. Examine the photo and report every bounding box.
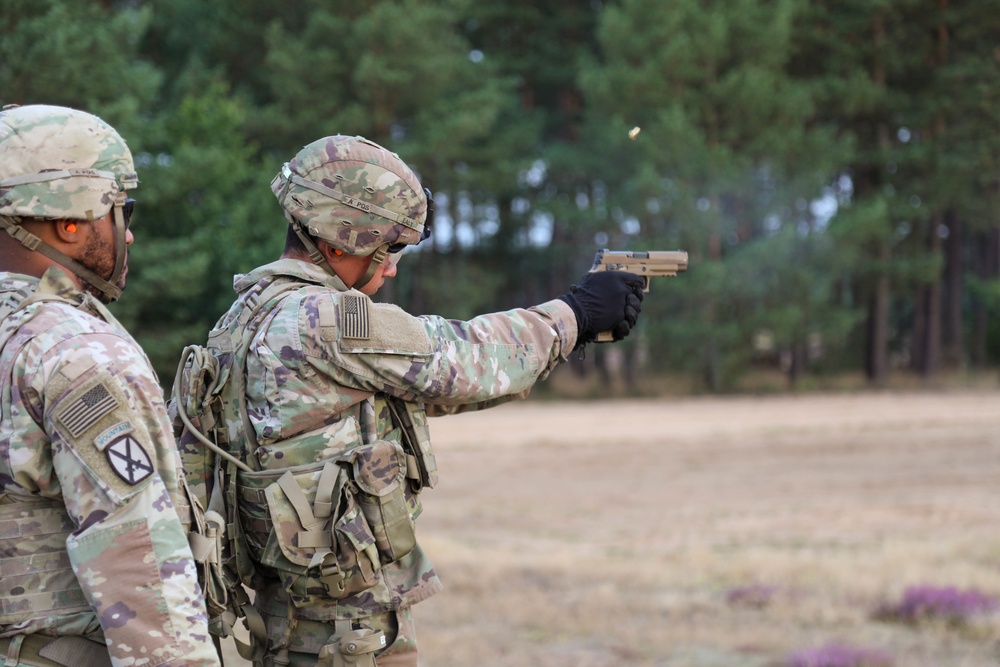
[221,258,578,622]
[0,267,220,667]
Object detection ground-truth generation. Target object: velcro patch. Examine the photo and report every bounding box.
[339,302,433,356]
[52,373,155,501]
[105,433,154,486]
[58,383,118,437]
[94,421,134,450]
[341,294,370,340]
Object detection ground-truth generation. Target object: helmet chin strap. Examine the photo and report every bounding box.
[0,196,127,302]
[106,192,128,292]
[285,212,388,290]
[352,245,388,291]
[286,213,334,276]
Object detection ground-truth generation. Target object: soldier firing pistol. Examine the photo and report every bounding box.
[589,249,689,342]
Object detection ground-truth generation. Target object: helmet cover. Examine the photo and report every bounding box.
[270,135,427,256]
[0,104,137,223]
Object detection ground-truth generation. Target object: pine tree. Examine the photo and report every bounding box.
[581,0,847,389]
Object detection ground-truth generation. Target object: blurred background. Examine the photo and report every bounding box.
[4,0,1000,394]
[8,5,1000,664]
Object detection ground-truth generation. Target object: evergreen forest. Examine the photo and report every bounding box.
[4,0,1000,393]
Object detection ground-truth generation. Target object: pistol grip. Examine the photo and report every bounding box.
[594,331,615,343]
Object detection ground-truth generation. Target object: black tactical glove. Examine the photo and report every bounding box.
[557,270,645,346]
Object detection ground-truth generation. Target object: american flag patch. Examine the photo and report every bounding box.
[341,294,370,339]
[59,383,118,437]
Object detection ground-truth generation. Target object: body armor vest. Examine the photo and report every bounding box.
[173,274,438,644]
[0,497,91,626]
[0,287,107,627]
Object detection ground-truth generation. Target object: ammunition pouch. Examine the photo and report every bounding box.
[237,440,416,608]
[387,399,437,492]
[351,439,417,563]
[316,628,386,667]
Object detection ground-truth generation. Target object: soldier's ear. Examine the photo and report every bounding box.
[52,219,81,243]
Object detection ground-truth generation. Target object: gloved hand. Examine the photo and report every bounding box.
[557,271,645,345]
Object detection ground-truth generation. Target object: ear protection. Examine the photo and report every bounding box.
[66,223,77,233]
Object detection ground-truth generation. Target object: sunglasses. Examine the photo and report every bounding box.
[387,188,433,255]
[121,197,135,229]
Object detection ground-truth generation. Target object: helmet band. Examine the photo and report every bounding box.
[279,164,424,234]
[0,167,136,191]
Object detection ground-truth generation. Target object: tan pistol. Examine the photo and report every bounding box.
[588,249,689,342]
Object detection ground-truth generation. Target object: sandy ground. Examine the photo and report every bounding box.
[414,390,1000,666]
[222,390,1000,666]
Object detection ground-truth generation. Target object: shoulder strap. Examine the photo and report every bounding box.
[224,279,305,470]
[0,285,37,360]
[177,278,305,473]
[0,283,35,321]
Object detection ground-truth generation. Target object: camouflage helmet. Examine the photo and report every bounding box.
[0,104,137,303]
[0,104,137,222]
[270,135,428,257]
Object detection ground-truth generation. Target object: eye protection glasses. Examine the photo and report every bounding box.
[121,197,135,229]
[387,188,433,256]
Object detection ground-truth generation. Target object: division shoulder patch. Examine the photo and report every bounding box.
[103,433,154,486]
[341,293,371,340]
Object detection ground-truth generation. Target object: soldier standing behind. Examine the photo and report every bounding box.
[0,105,220,667]
[173,134,644,667]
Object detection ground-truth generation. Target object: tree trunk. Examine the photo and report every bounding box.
[868,243,891,387]
[864,14,892,387]
[705,336,721,392]
[922,213,944,377]
[787,339,808,389]
[971,229,990,365]
[911,285,927,374]
[942,211,963,367]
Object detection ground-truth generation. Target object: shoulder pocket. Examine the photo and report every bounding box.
[336,293,432,356]
[51,373,156,503]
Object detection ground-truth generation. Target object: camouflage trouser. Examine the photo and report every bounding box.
[253,607,418,667]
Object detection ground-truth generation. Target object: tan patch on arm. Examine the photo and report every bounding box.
[337,295,432,356]
[51,374,155,502]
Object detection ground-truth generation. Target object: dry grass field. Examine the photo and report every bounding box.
[222,388,1000,666]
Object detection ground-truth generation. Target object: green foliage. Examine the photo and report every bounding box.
[111,81,279,376]
[2,0,999,389]
[0,0,160,126]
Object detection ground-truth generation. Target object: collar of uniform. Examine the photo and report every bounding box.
[0,271,41,294]
[234,258,349,294]
[37,265,82,299]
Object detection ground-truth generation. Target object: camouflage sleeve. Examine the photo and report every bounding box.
[28,333,220,667]
[298,291,578,407]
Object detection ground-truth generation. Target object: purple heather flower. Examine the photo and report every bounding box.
[787,642,893,667]
[879,585,1000,625]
